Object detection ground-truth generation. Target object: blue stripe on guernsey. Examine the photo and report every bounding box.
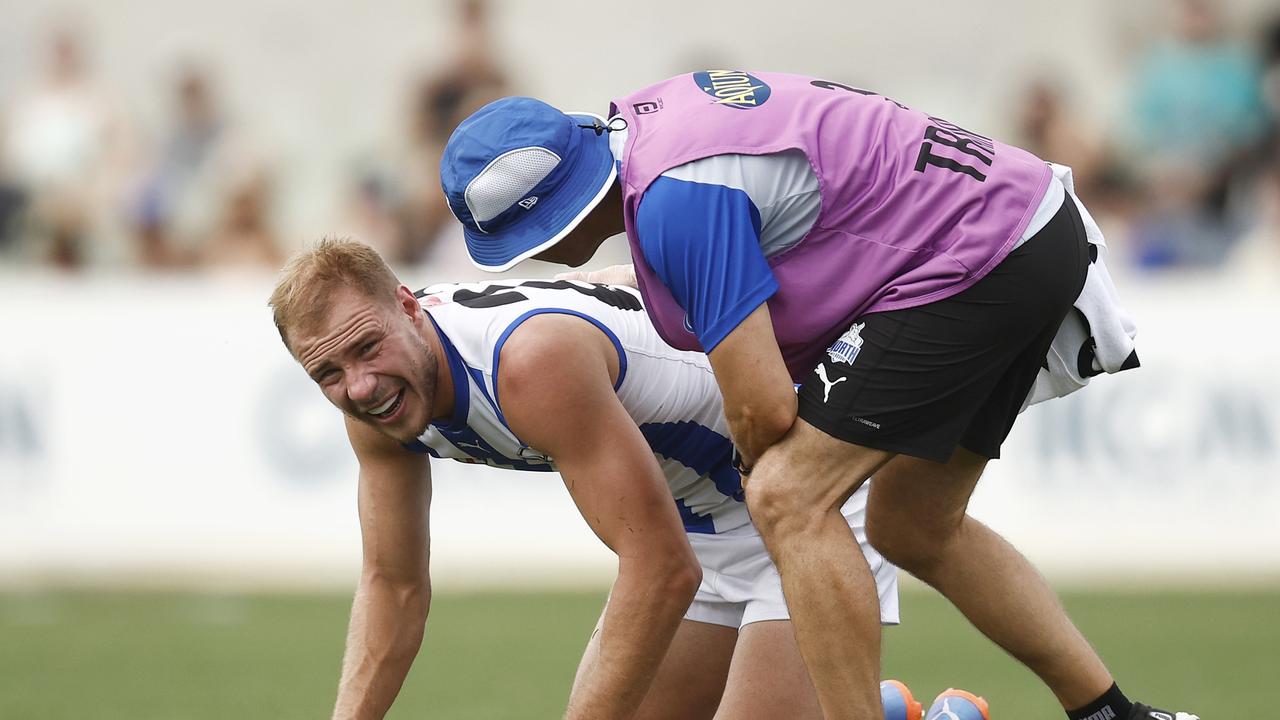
[436,425,554,472]
[636,176,778,352]
[402,439,439,457]
[639,420,744,502]
[410,316,550,471]
[425,313,471,432]
[467,366,500,419]
[489,308,630,431]
[676,498,716,534]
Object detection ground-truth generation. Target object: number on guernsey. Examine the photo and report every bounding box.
[450,280,643,311]
[810,78,993,182]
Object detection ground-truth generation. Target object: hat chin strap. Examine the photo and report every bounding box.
[576,117,628,136]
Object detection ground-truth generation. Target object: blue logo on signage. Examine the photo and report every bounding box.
[693,70,771,109]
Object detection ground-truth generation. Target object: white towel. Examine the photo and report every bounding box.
[1023,164,1140,410]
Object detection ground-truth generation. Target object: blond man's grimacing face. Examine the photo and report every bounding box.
[290,285,439,443]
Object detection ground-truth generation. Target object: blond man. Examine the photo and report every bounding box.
[269,238,904,720]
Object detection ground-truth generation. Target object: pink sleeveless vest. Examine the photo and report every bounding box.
[611,71,1051,380]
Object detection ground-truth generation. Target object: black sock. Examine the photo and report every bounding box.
[1066,683,1134,720]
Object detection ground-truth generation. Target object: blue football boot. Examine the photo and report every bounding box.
[925,688,989,720]
[880,679,922,720]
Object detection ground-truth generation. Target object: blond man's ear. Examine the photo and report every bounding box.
[395,285,422,318]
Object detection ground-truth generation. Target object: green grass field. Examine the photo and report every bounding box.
[2,587,1272,718]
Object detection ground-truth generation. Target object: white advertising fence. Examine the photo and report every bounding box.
[0,273,1277,588]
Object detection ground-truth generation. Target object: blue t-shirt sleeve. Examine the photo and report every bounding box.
[635,175,779,352]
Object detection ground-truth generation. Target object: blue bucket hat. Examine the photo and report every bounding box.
[440,96,618,272]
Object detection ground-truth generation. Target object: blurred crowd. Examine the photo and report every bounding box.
[1,0,1279,283]
[0,0,509,276]
[1016,0,1280,284]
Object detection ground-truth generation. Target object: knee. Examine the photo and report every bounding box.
[865,511,953,576]
[743,463,824,541]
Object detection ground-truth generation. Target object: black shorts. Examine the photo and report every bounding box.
[797,196,1090,463]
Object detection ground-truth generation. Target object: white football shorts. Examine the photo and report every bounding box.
[684,484,899,629]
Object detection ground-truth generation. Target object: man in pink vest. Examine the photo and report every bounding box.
[440,71,1196,720]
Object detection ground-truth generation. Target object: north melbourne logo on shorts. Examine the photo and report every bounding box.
[826,322,866,366]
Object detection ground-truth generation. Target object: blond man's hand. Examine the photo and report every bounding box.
[555,264,638,288]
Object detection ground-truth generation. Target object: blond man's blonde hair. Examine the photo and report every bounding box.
[269,237,402,351]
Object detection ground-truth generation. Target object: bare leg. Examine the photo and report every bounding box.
[867,446,1114,709]
[713,620,823,720]
[745,419,893,720]
[573,614,737,720]
[568,611,605,699]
